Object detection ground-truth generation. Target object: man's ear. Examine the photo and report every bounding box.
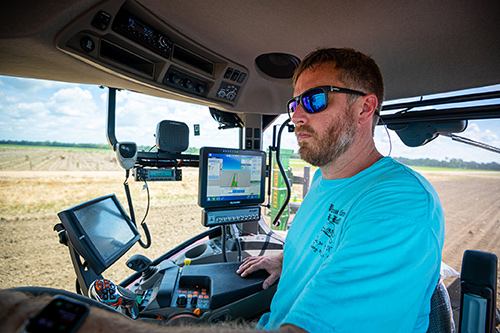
[358,94,378,125]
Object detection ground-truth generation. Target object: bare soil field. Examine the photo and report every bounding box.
[1,146,499,308]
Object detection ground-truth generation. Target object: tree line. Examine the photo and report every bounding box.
[0,140,156,152]
[394,157,500,171]
[2,140,500,171]
[288,152,500,171]
[0,140,113,150]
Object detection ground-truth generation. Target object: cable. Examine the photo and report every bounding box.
[230,224,242,262]
[123,170,136,225]
[272,118,292,227]
[137,179,151,249]
[378,116,393,156]
[221,225,229,262]
[123,171,151,249]
[139,180,150,225]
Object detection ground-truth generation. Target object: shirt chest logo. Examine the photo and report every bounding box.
[311,204,345,257]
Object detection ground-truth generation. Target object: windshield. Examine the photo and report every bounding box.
[1,75,499,309]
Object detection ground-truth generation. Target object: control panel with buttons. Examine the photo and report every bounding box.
[89,279,123,306]
[58,5,251,109]
[216,82,240,102]
[202,206,261,227]
[91,11,112,31]
[223,67,247,83]
[173,285,210,310]
[113,10,173,59]
[163,67,208,97]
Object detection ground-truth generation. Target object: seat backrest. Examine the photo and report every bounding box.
[427,281,455,333]
[459,249,498,333]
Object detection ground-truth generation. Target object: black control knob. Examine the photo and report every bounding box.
[183,79,193,89]
[177,294,187,307]
[170,74,181,85]
[195,84,205,94]
[158,35,170,48]
[80,37,95,53]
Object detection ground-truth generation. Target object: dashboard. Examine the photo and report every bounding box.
[123,234,283,322]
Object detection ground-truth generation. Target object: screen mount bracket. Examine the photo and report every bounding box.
[55,226,103,296]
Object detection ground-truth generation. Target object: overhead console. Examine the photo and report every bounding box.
[55,0,248,106]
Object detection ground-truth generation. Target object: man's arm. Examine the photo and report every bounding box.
[236,252,283,290]
[0,290,168,333]
[1,289,307,332]
[0,290,260,333]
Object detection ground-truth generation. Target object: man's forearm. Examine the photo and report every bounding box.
[0,290,162,333]
[0,290,257,333]
[0,290,51,332]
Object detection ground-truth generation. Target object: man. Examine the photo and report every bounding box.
[237,48,445,332]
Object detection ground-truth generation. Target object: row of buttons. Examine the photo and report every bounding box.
[212,214,259,223]
[224,67,246,83]
[90,279,122,306]
[164,68,207,97]
[176,288,210,308]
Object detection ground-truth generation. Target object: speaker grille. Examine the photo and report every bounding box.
[156,120,189,152]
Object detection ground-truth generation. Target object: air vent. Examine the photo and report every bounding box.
[100,40,154,77]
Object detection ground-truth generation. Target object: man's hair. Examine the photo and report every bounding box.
[293,48,384,130]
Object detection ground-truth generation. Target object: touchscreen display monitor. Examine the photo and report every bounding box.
[198,147,266,209]
[58,194,140,274]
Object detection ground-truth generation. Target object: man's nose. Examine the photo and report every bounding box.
[291,104,308,125]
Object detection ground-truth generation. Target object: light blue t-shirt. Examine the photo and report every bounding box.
[258,157,445,332]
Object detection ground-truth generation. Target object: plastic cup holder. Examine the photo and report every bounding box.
[185,243,208,259]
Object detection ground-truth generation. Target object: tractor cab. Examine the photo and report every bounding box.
[1,0,499,331]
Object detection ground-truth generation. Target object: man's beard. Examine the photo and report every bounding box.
[296,107,357,167]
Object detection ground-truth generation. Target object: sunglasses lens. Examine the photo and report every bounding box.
[303,89,327,113]
[288,99,298,114]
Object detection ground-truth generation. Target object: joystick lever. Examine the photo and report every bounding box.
[90,279,139,319]
[126,254,157,280]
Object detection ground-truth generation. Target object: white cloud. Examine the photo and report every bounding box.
[0,75,69,94]
[48,87,98,117]
[1,76,499,162]
[465,123,500,147]
[107,90,240,148]
[0,81,105,144]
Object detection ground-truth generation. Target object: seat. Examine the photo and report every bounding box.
[459,250,498,333]
[427,281,455,333]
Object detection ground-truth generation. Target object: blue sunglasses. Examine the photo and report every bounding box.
[287,85,366,117]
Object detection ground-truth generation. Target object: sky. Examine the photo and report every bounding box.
[1,75,500,163]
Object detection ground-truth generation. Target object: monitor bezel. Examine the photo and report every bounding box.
[57,194,140,275]
[198,147,267,209]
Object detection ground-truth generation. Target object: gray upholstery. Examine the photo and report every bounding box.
[427,282,455,333]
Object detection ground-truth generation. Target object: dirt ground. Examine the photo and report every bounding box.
[0,147,499,308]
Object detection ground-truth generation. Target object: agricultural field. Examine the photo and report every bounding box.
[0,145,118,171]
[0,146,499,309]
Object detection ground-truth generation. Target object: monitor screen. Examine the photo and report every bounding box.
[198,147,266,209]
[58,194,140,274]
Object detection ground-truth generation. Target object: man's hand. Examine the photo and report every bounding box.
[237,253,283,290]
